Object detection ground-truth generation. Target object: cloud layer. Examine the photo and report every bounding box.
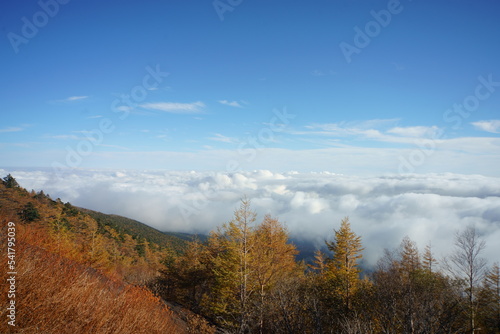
[5,169,500,266]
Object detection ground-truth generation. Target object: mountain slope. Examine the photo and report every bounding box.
[0,174,188,333]
[80,208,189,252]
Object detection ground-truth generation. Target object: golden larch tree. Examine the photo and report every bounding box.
[325,217,364,313]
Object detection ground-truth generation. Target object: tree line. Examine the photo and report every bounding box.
[154,198,500,334]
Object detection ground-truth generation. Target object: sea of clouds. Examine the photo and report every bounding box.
[3,168,500,266]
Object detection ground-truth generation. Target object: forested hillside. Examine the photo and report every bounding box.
[80,208,189,253]
[1,173,499,333]
[0,174,189,333]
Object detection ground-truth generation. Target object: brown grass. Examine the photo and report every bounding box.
[0,223,185,334]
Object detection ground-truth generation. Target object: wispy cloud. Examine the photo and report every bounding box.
[139,101,205,114]
[66,96,88,101]
[218,100,244,108]
[45,134,81,140]
[300,120,442,145]
[46,130,107,141]
[116,106,133,112]
[387,126,440,138]
[208,133,237,143]
[52,95,89,103]
[304,119,397,139]
[0,127,23,133]
[472,120,500,134]
[87,115,103,119]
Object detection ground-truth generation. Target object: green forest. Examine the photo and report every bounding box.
[1,174,499,333]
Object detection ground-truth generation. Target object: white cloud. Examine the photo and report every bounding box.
[472,120,500,134]
[45,134,81,140]
[66,96,88,101]
[116,106,133,112]
[50,96,89,103]
[303,121,443,145]
[0,127,23,133]
[139,101,205,114]
[305,119,398,139]
[388,126,440,138]
[5,169,500,267]
[208,133,237,143]
[297,121,500,156]
[52,96,89,103]
[219,100,243,108]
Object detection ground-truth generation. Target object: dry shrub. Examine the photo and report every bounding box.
[0,225,185,334]
[186,313,216,334]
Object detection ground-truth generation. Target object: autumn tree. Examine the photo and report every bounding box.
[448,226,487,333]
[305,249,333,333]
[166,199,303,333]
[325,217,364,314]
[205,197,257,332]
[251,214,298,333]
[160,238,212,311]
[84,217,112,269]
[422,242,438,273]
[400,236,421,274]
[309,250,328,274]
[399,237,421,334]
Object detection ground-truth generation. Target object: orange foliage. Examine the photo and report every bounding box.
[0,179,186,333]
[0,223,185,334]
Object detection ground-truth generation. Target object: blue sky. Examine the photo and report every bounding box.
[1,0,500,175]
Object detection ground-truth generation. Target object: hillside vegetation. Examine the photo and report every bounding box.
[0,174,190,333]
[80,208,189,253]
